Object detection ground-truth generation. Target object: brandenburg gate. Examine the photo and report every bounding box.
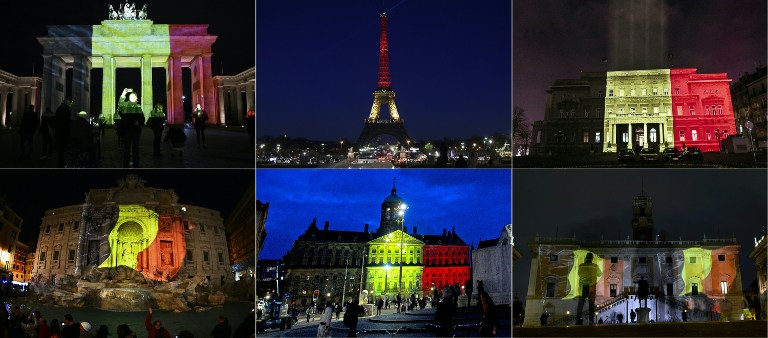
[36,3,217,125]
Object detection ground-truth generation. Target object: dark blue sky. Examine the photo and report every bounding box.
[513,169,767,304]
[256,0,511,141]
[256,169,512,260]
[514,0,767,122]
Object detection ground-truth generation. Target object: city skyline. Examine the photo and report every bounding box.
[513,169,767,303]
[514,0,767,123]
[256,169,511,260]
[257,0,511,142]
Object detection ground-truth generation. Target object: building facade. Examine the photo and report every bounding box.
[12,241,29,285]
[523,190,744,327]
[225,180,255,281]
[213,67,255,127]
[256,200,268,261]
[473,224,513,305]
[24,252,35,284]
[0,69,42,128]
[749,229,767,320]
[0,200,23,283]
[283,183,470,306]
[730,66,767,148]
[32,175,233,288]
[529,73,606,155]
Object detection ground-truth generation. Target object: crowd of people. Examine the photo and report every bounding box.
[12,90,255,168]
[0,306,255,338]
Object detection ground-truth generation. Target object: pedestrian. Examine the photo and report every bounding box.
[55,99,73,168]
[146,103,166,156]
[193,103,208,148]
[39,318,53,338]
[113,112,123,149]
[144,307,171,338]
[95,325,109,338]
[343,299,363,337]
[116,324,136,338]
[539,313,548,326]
[317,301,333,338]
[306,308,311,322]
[455,154,467,167]
[19,104,40,160]
[98,113,106,136]
[335,303,342,320]
[468,151,478,168]
[118,88,145,168]
[80,322,94,338]
[39,107,56,159]
[598,317,604,324]
[62,314,80,338]
[617,312,623,324]
[210,315,231,338]
[479,291,497,337]
[68,111,95,166]
[22,312,40,338]
[434,290,454,337]
[376,298,383,316]
[630,309,636,323]
[50,319,63,338]
[396,293,402,313]
[245,107,255,147]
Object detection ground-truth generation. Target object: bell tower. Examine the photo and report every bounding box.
[356,10,411,146]
[376,178,406,235]
[631,180,654,240]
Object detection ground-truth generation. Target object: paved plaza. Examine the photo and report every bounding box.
[0,126,254,168]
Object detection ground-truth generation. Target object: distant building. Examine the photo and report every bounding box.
[256,200,269,262]
[282,182,470,307]
[256,259,286,298]
[0,199,23,283]
[32,175,233,288]
[523,188,744,327]
[225,180,255,281]
[472,224,512,305]
[12,241,29,285]
[749,227,767,320]
[730,66,767,148]
[25,252,35,285]
[213,67,255,126]
[0,69,42,128]
[529,73,607,155]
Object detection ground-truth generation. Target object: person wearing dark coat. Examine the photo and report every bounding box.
[118,88,145,168]
[146,104,166,156]
[19,104,40,160]
[55,100,73,167]
[479,291,497,337]
[245,107,255,147]
[145,308,171,338]
[39,107,56,159]
[62,313,80,338]
[210,315,231,338]
[193,103,208,147]
[344,300,364,337]
[455,154,468,168]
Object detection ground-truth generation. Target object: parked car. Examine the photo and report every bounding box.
[617,148,635,161]
[639,148,659,161]
[680,147,704,161]
[661,147,681,161]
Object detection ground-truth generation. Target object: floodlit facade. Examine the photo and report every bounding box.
[749,229,767,320]
[0,200,23,283]
[730,66,767,148]
[472,224,513,305]
[523,189,744,327]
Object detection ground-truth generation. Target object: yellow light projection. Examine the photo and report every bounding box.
[679,247,712,296]
[564,250,604,300]
[99,205,159,269]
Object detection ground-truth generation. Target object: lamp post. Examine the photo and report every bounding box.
[398,203,408,302]
[358,248,366,305]
[567,310,570,326]
[340,140,345,156]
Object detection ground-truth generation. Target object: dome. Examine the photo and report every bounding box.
[382,185,403,205]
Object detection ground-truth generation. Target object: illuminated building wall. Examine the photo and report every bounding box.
[33,175,232,287]
[670,69,737,151]
[0,69,42,128]
[12,242,29,284]
[603,69,674,152]
[213,67,255,127]
[422,231,470,294]
[749,231,767,318]
[225,179,255,281]
[0,201,23,283]
[25,252,35,284]
[731,66,767,146]
[367,230,424,299]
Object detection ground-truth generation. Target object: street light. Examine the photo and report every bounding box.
[567,310,570,326]
[398,202,408,306]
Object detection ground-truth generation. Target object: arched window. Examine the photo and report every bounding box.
[649,128,657,142]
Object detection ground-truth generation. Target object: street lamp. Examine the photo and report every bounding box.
[398,202,408,305]
[340,140,345,155]
[567,310,570,326]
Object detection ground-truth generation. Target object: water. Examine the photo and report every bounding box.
[5,299,254,337]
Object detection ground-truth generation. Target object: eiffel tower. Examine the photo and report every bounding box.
[356,11,411,146]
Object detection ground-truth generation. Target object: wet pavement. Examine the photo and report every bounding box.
[0,125,254,168]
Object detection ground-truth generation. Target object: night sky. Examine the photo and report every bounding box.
[514,0,768,123]
[256,0,511,142]
[513,169,767,304]
[0,0,254,78]
[256,169,512,260]
[0,170,254,244]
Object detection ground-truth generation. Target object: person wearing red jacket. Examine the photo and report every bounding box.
[145,308,171,338]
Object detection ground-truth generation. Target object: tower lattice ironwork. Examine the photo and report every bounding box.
[357,11,411,146]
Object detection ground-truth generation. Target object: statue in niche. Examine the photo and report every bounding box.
[121,242,139,268]
[161,242,173,266]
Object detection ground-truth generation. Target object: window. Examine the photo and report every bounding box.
[68,250,75,262]
[40,251,46,262]
[610,257,618,263]
[186,250,193,261]
[642,89,647,96]
[73,221,79,230]
[653,88,658,95]
[214,226,219,235]
[53,250,60,261]
[706,106,710,115]
[608,89,614,97]
[595,132,601,143]
[679,130,685,142]
[610,284,617,297]
[45,225,51,234]
[665,256,672,264]
[218,252,224,264]
[642,107,647,115]
[720,281,728,294]
[203,251,209,262]
[706,130,711,141]
[619,89,625,96]
[653,107,659,115]
[583,132,590,143]
[717,105,723,115]
[664,88,670,95]
[677,106,683,115]
[619,108,624,114]
[639,257,647,264]
[691,130,698,141]
[559,109,565,118]
[596,108,602,117]
[650,128,657,142]
[630,107,636,115]
[549,254,558,262]
[584,109,589,118]
[718,254,725,261]
[622,132,629,142]
[692,283,699,295]
[631,89,636,96]
[546,283,555,297]
[200,224,206,233]
[598,90,603,97]
[58,223,64,232]
[690,106,695,115]
[690,257,697,263]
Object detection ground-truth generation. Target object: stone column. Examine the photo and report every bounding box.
[71,54,92,115]
[42,54,64,114]
[141,54,153,121]
[627,123,632,149]
[102,55,116,124]
[166,55,183,124]
[217,85,227,125]
[11,88,21,126]
[200,53,216,125]
[246,82,255,113]
[0,89,7,127]
[643,123,648,149]
[235,85,243,124]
